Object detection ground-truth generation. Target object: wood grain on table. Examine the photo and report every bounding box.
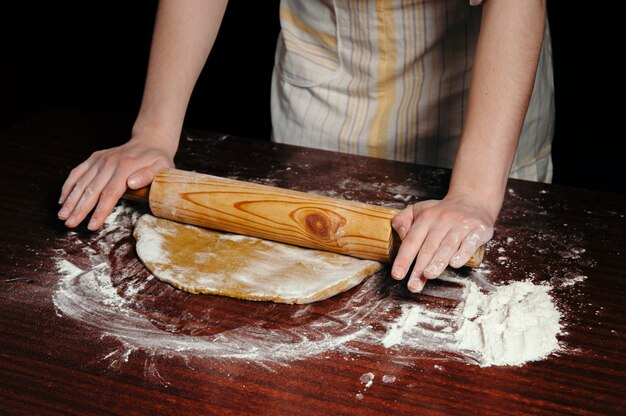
[1,109,625,415]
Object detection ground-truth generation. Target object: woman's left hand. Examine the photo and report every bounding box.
[390,194,495,292]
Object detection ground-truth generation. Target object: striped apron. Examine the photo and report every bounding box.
[270,0,555,182]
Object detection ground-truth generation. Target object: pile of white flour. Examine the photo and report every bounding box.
[378,276,562,367]
[455,280,561,366]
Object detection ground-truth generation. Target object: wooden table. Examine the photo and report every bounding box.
[1,109,625,415]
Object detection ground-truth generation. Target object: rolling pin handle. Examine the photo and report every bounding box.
[122,185,151,203]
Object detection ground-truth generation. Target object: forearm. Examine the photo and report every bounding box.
[132,0,229,152]
[449,0,546,221]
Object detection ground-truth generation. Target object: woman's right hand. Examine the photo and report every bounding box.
[57,135,176,230]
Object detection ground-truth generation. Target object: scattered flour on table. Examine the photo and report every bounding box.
[55,259,83,282]
[355,372,375,400]
[382,303,453,348]
[381,375,396,383]
[52,204,568,372]
[52,205,385,364]
[559,274,587,287]
[359,372,375,388]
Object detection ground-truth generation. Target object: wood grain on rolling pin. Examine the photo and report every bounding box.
[147,168,484,266]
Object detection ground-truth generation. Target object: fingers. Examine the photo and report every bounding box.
[406,226,449,292]
[407,274,428,293]
[391,207,414,240]
[396,226,455,292]
[450,224,493,268]
[390,199,495,293]
[423,229,463,279]
[58,165,99,224]
[390,201,436,280]
[86,161,169,230]
[59,162,90,204]
[60,165,115,228]
[391,221,427,281]
[392,203,448,292]
[86,172,130,230]
[59,155,134,229]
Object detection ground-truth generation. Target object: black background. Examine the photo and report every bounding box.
[1,1,623,193]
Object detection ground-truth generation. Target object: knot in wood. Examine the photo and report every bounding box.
[306,212,330,238]
[291,207,346,244]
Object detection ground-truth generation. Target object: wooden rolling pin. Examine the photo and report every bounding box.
[124,168,485,266]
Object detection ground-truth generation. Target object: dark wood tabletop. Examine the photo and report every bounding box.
[1,108,625,415]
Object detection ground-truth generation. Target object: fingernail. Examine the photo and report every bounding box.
[450,255,461,268]
[424,264,439,277]
[58,195,64,204]
[408,278,425,293]
[128,177,139,188]
[58,207,69,219]
[88,217,98,230]
[391,266,405,280]
[398,226,407,240]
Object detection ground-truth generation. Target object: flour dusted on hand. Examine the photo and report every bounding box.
[455,280,561,367]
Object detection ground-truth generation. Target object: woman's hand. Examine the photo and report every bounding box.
[390,193,495,292]
[58,136,176,230]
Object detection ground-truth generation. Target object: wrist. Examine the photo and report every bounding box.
[444,182,504,224]
[131,117,181,157]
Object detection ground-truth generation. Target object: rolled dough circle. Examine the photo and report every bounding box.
[133,214,383,304]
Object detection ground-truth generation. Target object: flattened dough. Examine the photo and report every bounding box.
[134,214,383,304]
